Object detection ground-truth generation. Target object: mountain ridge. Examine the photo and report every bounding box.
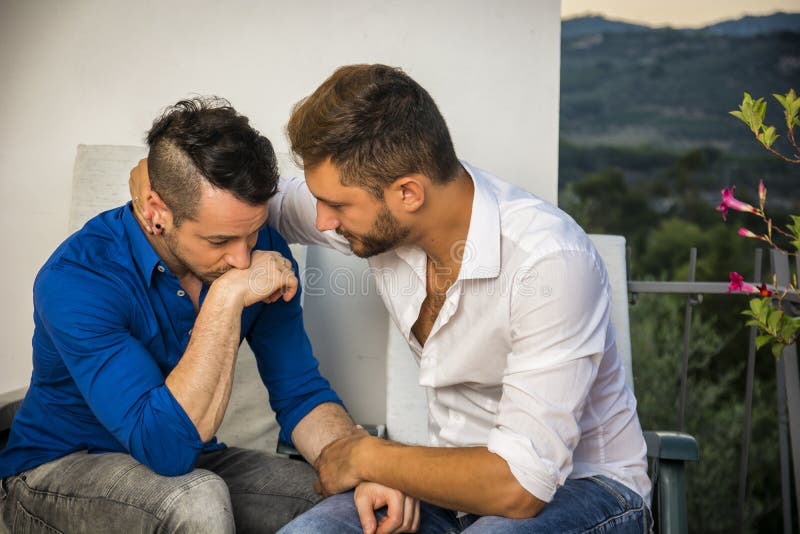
[559,16,800,155]
[562,12,800,39]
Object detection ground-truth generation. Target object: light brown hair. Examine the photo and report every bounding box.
[287,64,460,198]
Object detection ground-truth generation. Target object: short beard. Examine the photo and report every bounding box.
[340,204,410,258]
[163,228,230,285]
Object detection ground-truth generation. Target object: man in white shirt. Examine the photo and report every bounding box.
[273,64,652,534]
[133,64,652,534]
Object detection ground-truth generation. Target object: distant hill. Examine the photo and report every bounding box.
[705,12,800,36]
[562,12,800,38]
[562,15,650,40]
[559,15,800,155]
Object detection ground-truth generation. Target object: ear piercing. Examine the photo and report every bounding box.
[154,224,162,230]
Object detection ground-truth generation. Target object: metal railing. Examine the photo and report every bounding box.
[628,248,800,534]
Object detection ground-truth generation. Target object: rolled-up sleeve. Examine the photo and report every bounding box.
[34,265,205,476]
[487,250,611,502]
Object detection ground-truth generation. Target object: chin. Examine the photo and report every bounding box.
[198,269,228,285]
[351,242,394,258]
[350,246,373,258]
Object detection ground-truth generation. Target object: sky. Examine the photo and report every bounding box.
[562,0,800,28]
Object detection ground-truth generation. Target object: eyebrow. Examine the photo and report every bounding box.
[200,217,269,240]
[315,194,347,206]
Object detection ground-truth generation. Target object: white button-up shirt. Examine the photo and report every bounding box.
[268,162,651,504]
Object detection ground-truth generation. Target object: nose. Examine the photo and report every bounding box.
[224,240,252,270]
[315,200,340,232]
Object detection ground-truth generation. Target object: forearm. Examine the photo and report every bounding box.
[360,441,544,518]
[291,402,354,465]
[165,281,243,441]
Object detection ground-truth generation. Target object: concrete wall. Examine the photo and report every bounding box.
[0,0,562,419]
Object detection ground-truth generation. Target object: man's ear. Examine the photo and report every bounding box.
[387,175,425,213]
[147,191,173,232]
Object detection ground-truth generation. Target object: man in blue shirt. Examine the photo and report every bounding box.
[0,97,357,533]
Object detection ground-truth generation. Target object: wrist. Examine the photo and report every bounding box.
[207,276,247,311]
[357,435,383,481]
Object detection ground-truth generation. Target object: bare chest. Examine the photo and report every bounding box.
[411,264,459,347]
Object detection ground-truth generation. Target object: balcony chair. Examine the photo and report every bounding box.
[589,234,699,534]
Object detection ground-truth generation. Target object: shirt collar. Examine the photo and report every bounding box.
[122,202,164,286]
[391,161,502,281]
[458,161,502,280]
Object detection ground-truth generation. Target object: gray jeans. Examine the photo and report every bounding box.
[0,447,320,534]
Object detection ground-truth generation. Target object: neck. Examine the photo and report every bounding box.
[413,167,474,270]
[133,214,191,280]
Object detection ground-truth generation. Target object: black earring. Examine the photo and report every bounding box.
[155,224,162,230]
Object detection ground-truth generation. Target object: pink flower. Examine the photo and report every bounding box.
[738,227,765,240]
[727,272,773,296]
[717,186,759,221]
[727,272,758,293]
[758,180,767,207]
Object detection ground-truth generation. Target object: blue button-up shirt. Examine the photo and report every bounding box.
[0,204,342,478]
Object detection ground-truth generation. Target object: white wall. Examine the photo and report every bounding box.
[0,1,562,407]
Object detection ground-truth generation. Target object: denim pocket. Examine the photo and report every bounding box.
[13,501,63,534]
[589,476,630,509]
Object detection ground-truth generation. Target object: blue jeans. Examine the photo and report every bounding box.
[279,475,652,533]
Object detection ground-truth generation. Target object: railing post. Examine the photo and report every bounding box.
[777,354,793,534]
[772,249,800,534]
[678,248,698,432]
[737,248,763,533]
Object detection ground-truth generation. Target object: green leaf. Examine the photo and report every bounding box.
[757,125,778,148]
[776,91,800,131]
[773,343,786,359]
[788,215,800,236]
[767,307,783,332]
[756,335,773,350]
[747,299,767,323]
[734,93,766,134]
[785,89,800,113]
[754,98,767,123]
[757,299,772,324]
[745,319,761,328]
[781,321,799,342]
[729,110,747,124]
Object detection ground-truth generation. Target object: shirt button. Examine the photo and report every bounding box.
[157,265,166,273]
[177,290,186,297]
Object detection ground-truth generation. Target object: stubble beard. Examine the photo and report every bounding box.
[340,204,411,258]
[163,229,230,285]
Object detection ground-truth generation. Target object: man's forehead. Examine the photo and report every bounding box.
[190,185,268,236]
[305,159,368,202]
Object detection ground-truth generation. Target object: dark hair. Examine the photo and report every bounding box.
[146,96,279,225]
[287,64,460,198]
